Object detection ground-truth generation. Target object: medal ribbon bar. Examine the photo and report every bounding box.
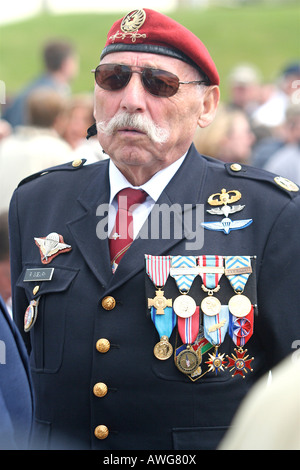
[224,256,252,293]
[170,256,197,293]
[198,255,224,290]
[145,254,172,287]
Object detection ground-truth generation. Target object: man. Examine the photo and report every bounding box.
[0,88,73,212]
[9,9,300,450]
[0,295,34,449]
[3,39,77,128]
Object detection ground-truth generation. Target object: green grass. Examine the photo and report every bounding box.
[0,3,299,101]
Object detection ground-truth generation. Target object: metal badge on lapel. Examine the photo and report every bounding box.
[34,232,72,264]
[202,188,253,234]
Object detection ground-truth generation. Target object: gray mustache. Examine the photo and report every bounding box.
[96,112,169,144]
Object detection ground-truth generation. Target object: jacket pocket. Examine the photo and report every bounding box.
[172,426,228,450]
[16,265,79,372]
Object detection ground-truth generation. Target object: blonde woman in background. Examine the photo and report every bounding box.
[194,104,255,164]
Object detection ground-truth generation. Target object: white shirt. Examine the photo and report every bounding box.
[108,154,186,238]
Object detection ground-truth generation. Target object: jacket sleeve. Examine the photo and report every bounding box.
[256,194,300,368]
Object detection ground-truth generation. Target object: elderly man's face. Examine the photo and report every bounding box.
[94,51,219,184]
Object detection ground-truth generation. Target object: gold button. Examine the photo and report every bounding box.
[101,296,116,310]
[94,425,109,440]
[72,159,83,168]
[93,382,108,398]
[96,338,110,353]
[33,285,40,295]
[230,163,242,172]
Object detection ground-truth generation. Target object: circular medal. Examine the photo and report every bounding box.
[228,294,252,318]
[201,296,221,316]
[173,295,196,318]
[176,347,200,374]
[24,297,40,332]
[153,336,173,360]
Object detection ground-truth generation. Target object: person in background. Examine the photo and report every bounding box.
[252,62,300,131]
[263,104,300,184]
[194,105,255,164]
[0,88,73,212]
[0,294,34,449]
[62,94,104,163]
[2,39,78,128]
[219,353,300,450]
[226,63,262,117]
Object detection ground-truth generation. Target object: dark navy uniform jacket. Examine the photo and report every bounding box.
[9,144,300,450]
[0,296,34,449]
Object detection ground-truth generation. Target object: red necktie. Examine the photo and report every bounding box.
[109,188,147,272]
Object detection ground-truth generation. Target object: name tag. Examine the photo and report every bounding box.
[23,268,54,282]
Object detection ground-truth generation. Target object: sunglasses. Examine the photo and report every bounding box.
[92,64,208,98]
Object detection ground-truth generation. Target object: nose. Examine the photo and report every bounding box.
[119,71,147,113]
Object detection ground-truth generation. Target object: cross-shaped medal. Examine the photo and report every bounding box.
[148,290,172,315]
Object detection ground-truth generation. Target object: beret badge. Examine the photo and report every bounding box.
[109,9,147,44]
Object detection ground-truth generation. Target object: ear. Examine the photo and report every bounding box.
[198,86,220,128]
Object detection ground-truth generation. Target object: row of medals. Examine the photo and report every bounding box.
[151,286,251,376]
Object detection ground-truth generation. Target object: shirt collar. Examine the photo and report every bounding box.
[109,153,187,204]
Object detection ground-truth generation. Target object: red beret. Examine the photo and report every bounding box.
[100,8,219,86]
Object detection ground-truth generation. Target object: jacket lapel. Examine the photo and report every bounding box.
[67,160,113,288]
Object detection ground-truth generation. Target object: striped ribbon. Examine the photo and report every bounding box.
[225,256,252,293]
[198,255,224,289]
[171,256,197,293]
[145,255,171,287]
[178,307,200,344]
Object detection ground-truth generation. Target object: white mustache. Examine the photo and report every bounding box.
[96,112,170,144]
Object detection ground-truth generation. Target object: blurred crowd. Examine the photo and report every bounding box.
[0,39,105,215]
[0,37,300,314]
[194,61,300,178]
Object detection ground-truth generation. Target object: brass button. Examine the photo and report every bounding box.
[101,296,116,310]
[72,159,83,167]
[94,425,109,440]
[33,285,40,295]
[93,382,108,398]
[96,338,110,353]
[230,163,242,172]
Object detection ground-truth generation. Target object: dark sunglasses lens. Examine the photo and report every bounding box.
[95,64,130,91]
[142,69,179,97]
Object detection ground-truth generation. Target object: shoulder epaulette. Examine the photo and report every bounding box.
[225,162,299,197]
[17,159,87,188]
